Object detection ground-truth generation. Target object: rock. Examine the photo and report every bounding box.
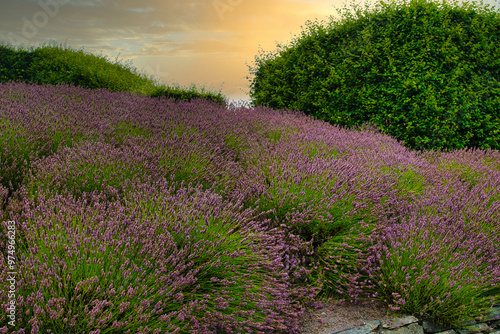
[462,323,492,333]
[423,319,452,333]
[381,323,424,334]
[365,321,382,332]
[460,319,477,326]
[382,316,420,329]
[330,321,381,334]
[326,308,500,334]
[477,306,500,322]
[434,331,456,334]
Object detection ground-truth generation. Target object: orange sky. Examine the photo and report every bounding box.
[1,0,498,103]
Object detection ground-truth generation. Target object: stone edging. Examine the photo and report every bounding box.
[328,306,500,334]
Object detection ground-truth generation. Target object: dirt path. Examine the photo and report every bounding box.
[298,298,399,334]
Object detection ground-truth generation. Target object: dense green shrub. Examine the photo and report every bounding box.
[0,41,227,103]
[0,41,158,94]
[0,45,36,83]
[149,84,227,107]
[248,0,500,154]
[27,44,156,93]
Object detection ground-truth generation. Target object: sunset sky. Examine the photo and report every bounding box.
[1,0,499,104]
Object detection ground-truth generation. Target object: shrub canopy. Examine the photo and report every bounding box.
[248,0,500,154]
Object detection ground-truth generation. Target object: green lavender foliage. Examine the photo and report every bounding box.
[0,82,499,332]
[248,0,500,154]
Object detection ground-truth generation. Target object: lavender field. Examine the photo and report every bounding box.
[0,81,499,333]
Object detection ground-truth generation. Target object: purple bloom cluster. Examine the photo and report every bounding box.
[0,81,499,332]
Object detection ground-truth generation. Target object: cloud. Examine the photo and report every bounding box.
[4,0,495,101]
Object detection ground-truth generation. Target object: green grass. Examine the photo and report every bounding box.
[0,40,228,106]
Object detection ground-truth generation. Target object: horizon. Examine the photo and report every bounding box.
[1,0,499,104]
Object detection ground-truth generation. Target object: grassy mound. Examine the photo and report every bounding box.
[0,40,227,105]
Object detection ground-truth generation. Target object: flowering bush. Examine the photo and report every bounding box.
[0,81,499,333]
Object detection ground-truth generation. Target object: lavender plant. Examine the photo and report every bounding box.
[23,140,164,204]
[0,81,499,333]
[2,182,307,333]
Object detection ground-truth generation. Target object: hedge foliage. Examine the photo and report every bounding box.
[248,0,500,154]
[149,85,227,106]
[0,41,227,105]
